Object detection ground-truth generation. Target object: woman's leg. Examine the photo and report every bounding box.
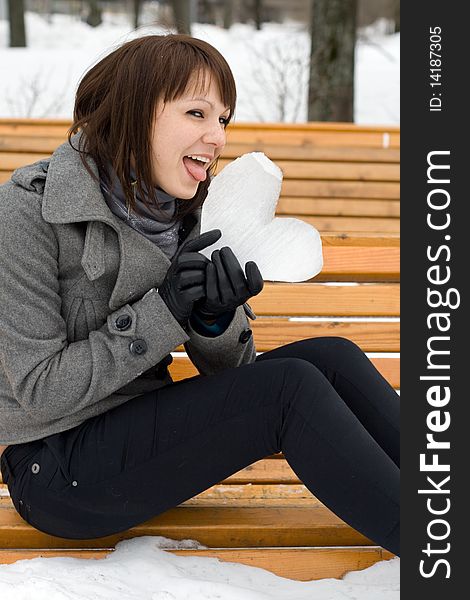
[256,337,400,468]
[3,355,399,555]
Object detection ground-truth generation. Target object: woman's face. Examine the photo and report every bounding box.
[150,73,231,199]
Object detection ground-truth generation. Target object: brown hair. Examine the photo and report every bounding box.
[67,34,237,220]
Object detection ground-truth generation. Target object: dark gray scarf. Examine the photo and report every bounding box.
[99,165,181,260]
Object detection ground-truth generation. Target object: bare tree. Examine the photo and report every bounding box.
[244,34,310,122]
[7,0,26,47]
[308,0,357,122]
[171,0,191,34]
[5,68,71,118]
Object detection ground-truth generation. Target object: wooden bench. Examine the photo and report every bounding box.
[0,119,399,580]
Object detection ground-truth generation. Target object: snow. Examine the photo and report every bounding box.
[0,9,399,598]
[0,536,399,599]
[0,11,399,124]
[201,152,323,282]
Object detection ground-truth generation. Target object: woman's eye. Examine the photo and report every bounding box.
[188,110,229,126]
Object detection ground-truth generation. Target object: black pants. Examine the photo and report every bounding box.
[1,337,400,556]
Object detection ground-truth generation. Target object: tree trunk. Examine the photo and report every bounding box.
[393,0,400,33]
[7,0,26,47]
[223,0,234,30]
[254,0,262,30]
[238,0,249,24]
[85,0,102,27]
[133,0,143,29]
[199,0,216,24]
[171,0,191,35]
[308,0,357,122]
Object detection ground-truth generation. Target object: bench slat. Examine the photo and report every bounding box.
[278,197,400,218]
[321,233,400,246]
[182,483,318,505]
[226,130,400,148]
[168,357,399,389]
[0,504,372,548]
[216,159,400,181]
[224,143,400,162]
[0,152,51,170]
[319,246,399,281]
[227,121,400,133]
[241,319,400,352]
[0,125,71,137]
[249,283,399,316]
[0,134,400,163]
[301,215,399,233]
[222,458,307,485]
[282,179,399,199]
[0,118,399,130]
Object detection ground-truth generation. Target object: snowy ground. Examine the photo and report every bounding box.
[0,10,399,599]
[0,537,399,600]
[0,11,399,124]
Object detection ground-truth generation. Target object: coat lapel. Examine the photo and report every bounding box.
[108,219,171,310]
[41,133,201,311]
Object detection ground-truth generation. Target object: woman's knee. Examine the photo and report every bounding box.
[270,357,326,396]
[303,336,366,363]
[254,356,321,392]
[325,336,364,355]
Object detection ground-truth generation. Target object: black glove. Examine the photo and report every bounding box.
[158,229,222,329]
[193,246,264,321]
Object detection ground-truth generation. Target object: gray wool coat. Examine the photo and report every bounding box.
[0,135,256,445]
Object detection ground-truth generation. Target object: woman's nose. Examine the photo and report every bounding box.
[202,120,226,148]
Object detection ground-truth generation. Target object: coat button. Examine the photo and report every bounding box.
[115,314,132,331]
[239,329,252,344]
[31,463,40,474]
[129,339,148,355]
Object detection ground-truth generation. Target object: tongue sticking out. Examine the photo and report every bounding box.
[183,156,207,182]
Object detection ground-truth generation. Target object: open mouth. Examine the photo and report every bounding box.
[182,156,209,182]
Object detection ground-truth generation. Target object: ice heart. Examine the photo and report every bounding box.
[200,152,323,282]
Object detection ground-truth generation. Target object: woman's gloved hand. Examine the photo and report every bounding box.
[193,246,264,321]
[158,229,222,329]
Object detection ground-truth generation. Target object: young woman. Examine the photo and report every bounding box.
[0,34,399,556]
